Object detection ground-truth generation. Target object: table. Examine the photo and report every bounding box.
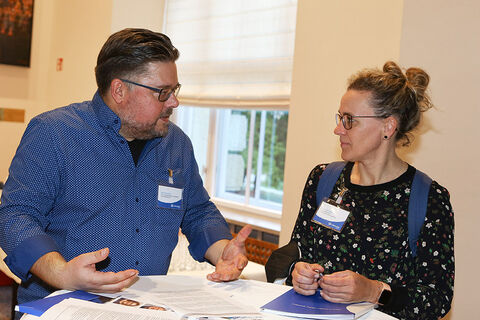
[22,274,397,320]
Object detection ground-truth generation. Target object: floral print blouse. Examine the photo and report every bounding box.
[291,162,454,320]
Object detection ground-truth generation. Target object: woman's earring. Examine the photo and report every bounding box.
[384,135,388,140]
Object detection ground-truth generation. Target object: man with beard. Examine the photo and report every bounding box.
[0,29,251,314]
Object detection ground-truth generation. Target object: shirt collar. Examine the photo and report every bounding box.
[92,91,122,133]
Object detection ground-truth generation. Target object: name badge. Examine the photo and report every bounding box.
[157,184,183,209]
[312,198,350,232]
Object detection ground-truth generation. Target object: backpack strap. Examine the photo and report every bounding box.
[315,161,346,207]
[408,169,432,257]
[315,162,432,257]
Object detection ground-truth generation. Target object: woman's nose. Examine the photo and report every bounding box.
[334,120,345,136]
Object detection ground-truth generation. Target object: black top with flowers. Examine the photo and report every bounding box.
[290,162,454,320]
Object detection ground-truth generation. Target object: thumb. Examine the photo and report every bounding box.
[81,247,110,265]
[234,225,252,245]
[310,263,324,273]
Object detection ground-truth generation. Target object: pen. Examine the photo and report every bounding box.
[314,269,324,280]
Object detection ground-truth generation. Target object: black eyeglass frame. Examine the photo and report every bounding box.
[335,113,386,130]
[120,78,181,102]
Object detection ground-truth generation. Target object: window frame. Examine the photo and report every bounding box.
[173,104,289,234]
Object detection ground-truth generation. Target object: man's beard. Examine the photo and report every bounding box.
[120,115,170,140]
[122,121,169,139]
[118,107,173,140]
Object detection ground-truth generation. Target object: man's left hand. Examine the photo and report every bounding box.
[206,225,252,282]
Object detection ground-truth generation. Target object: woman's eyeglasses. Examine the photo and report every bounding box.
[335,113,385,130]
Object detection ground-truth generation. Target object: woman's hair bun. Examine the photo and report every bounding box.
[347,61,433,146]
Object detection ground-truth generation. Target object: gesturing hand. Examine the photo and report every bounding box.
[31,248,138,293]
[207,225,252,282]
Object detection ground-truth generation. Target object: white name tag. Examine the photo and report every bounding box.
[157,185,183,209]
[312,199,350,232]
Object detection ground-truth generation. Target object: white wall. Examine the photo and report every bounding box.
[281,0,479,319]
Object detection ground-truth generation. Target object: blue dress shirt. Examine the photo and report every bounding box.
[0,92,231,303]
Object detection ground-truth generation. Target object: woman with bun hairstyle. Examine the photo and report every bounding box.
[269,62,454,320]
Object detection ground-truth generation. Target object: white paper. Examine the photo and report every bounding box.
[39,298,179,320]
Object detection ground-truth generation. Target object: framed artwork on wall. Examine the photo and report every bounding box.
[0,0,34,67]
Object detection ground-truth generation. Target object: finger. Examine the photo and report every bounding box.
[96,269,138,284]
[321,272,350,286]
[310,263,324,274]
[296,264,320,280]
[319,278,353,298]
[206,272,219,282]
[293,284,317,296]
[294,273,318,285]
[78,248,110,266]
[88,269,138,287]
[233,254,248,270]
[234,225,252,244]
[89,274,138,293]
[207,271,238,282]
[293,279,319,292]
[292,270,319,287]
[320,289,351,303]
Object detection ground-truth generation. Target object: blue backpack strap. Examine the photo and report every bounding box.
[315,161,347,207]
[408,169,432,257]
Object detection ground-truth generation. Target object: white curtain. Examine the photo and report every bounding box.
[163,0,297,108]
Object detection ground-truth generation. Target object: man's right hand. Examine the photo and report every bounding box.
[31,248,138,293]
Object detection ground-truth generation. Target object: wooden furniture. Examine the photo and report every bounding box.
[233,233,278,266]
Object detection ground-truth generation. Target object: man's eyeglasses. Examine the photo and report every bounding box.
[121,79,181,102]
[335,113,385,130]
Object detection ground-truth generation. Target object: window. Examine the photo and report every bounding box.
[165,0,297,231]
[176,107,288,212]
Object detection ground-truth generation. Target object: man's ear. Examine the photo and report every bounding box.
[110,79,127,104]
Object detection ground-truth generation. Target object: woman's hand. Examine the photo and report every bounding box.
[318,270,381,303]
[291,262,324,296]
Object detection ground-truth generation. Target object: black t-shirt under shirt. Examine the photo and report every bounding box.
[127,139,148,166]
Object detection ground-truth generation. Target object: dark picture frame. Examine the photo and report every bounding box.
[0,0,34,67]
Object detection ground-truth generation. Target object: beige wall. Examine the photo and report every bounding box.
[0,0,477,318]
[399,1,479,318]
[281,0,404,241]
[282,0,478,318]
[0,0,113,180]
[0,0,167,180]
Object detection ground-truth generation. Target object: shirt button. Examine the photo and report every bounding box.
[120,140,125,144]
[135,198,139,202]
[114,119,118,124]
[136,228,139,233]
[135,261,139,265]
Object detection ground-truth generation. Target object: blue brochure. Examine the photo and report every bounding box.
[261,288,372,319]
[15,290,110,317]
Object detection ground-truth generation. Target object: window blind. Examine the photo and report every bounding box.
[163,0,297,108]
